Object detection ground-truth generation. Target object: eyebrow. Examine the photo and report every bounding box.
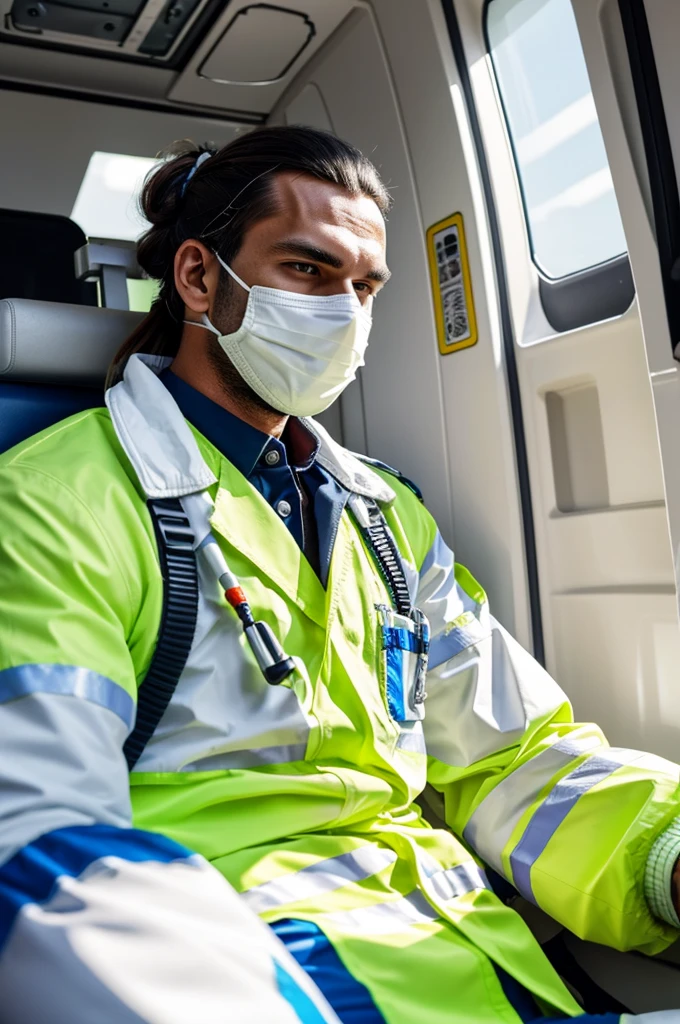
[270,238,391,284]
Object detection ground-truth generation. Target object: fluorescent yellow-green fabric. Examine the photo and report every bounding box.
[0,410,161,701]
[2,405,680,1024]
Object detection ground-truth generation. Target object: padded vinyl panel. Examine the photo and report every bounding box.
[0,298,143,385]
[0,297,143,456]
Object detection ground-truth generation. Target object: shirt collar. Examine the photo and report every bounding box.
[281,417,319,471]
[105,353,394,504]
[160,369,320,478]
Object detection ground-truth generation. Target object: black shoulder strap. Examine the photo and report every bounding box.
[348,494,413,617]
[123,498,199,771]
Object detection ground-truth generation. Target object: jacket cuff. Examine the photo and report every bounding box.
[645,815,680,928]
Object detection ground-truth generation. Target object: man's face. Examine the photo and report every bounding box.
[210,170,390,334]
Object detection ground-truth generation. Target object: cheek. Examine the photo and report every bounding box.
[211,275,249,333]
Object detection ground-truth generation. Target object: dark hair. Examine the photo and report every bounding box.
[107,126,391,385]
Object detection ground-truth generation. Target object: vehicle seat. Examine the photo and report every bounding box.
[0,209,98,307]
[0,297,142,454]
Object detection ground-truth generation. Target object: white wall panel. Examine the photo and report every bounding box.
[0,89,239,219]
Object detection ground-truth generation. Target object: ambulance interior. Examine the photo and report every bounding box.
[2,0,680,1012]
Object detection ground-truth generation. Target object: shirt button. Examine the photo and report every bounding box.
[264,449,280,466]
[277,500,292,518]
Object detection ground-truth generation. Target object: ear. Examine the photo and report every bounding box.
[174,239,221,315]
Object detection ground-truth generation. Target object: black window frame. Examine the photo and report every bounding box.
[618,0,680,358]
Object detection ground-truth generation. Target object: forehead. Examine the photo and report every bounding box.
[255,171,387,261]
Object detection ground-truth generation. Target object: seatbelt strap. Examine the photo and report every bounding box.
[123,498,199,771]
[348,493,413,617]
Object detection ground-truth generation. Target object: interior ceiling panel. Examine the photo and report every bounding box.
[199,5,315,84]
[0,0,356,117]
[168,0,355,113]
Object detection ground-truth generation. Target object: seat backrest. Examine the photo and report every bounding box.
[0,209,98,307]
[0,297,143,454]
[0,296,198,764]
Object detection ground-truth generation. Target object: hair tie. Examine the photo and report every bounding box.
[180,151,212,198]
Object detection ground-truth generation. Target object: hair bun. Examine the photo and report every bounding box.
[135,140,216,279]
[140,144,199,228]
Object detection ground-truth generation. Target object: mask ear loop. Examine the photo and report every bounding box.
[183,252,252,332]
[214,253,251,293]
[183,313,221,333]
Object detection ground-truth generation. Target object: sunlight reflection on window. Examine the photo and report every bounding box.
[487,0,627,278]
[71,151,158,242]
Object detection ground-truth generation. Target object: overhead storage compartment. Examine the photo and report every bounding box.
[2,0,219,64]
[199,5,315,85]
[0,0,355,119]
[168,0,354,114]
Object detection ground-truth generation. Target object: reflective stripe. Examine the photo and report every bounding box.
[418,532,464,604]
[319,890,438,936]
[243,847,398,915]
[395,723,426,754]
[621,1014,680,1023]
[418,535,476,639]
[463,736,599,873]
[426,862,489,902]
[428,618,490,670]
[0,690,133,867]
[0,664,134,731]
[416,848,490,903]
[418,533,486,618]
[510,747,641,902]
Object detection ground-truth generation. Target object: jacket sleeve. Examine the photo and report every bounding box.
[0,461,338,1024]
[416,520,680,956]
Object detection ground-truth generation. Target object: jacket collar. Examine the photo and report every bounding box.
[106,353,395,504]
[302,417,395,504]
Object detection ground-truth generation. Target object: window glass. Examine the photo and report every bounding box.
[487,0,627,279]
[71,151,157,241]
[71,151,159,312]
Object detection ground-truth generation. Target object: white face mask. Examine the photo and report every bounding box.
[186,255,373,417]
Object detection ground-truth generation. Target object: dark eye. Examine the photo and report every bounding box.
[287,262,319,275]
[353,281,371,293]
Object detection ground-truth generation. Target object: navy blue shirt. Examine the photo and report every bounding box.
[160,370,349,586]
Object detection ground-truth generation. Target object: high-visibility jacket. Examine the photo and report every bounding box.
[1,351,680,1024]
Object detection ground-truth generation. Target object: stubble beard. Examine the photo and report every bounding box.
[206,270,281,417]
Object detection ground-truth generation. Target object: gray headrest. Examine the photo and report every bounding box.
[0,298,144,386]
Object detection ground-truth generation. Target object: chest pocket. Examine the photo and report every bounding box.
[378,605,428,723]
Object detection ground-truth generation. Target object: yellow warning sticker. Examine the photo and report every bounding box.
[426,212,478,355]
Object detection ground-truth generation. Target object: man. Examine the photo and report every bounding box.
[1,125,679,1024]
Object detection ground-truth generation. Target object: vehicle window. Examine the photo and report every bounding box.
[71,151,159,311]
[486,0,628,280]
